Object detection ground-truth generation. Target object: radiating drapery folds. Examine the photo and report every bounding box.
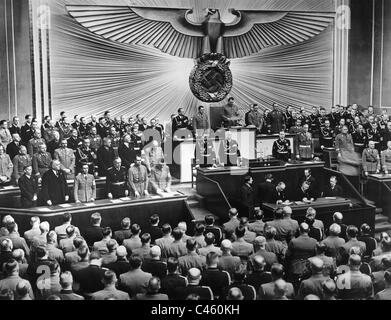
[50,0,334,122]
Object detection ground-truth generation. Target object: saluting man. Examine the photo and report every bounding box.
[362,141,381,176]
[381,141,391,175]
[74,164,96,203]
[128,156,149,198]
[106,158,128,199]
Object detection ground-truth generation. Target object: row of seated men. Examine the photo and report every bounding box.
[15,156,172,208]
[0,206,390,301]
[239,172,344,217]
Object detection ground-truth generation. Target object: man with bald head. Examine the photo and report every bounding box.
[141,246,168,280]
[177,268,213,300]
[40,160,70,206]
[218,240,241,277]
[298,257,330,299]
[336,254,374,300]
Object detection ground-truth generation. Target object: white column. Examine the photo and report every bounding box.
[333,0,351,106]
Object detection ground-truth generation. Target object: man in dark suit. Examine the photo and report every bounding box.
[73,251,106,298]
[40,160,69,206]
[322,176,344,197]
[6,134,22,161]
[266,103,286,134]
[18,165,39,208]
[160,257,188,300]
[97,137,116,177]
[240,176,255,218]
[286,223,317,284]
[204,215,223,246]
[83,212,104,248]
[298,169,318,198]
[270,182,288,204]
[296,181,315,202]
[257,174,275,203]
[144,214,163,245]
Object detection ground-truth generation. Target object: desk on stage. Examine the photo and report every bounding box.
[196,161,326,220]
[262,197,374,231]
[262,197,352,218]
[367,174,391,220]
[0,177,107,208]
[0,193,192,236]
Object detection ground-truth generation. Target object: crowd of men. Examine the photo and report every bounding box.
[0,207,390,300]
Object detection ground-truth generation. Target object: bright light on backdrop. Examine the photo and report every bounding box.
[50,0,334,123]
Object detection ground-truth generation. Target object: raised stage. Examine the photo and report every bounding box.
[0,193,192,237]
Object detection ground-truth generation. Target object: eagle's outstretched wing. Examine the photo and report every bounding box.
[223,11,335,58]
[66,5,205,58]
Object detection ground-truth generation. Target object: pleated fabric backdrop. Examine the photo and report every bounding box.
[50,0,334,123]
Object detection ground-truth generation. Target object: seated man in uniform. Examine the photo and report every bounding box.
[149,158,172,195]
[218,132,241,167]
[106,158,129,199]
[381,141,391,175]
[362,140,381,176]
[272,131,292,162]
[321,176,344,198]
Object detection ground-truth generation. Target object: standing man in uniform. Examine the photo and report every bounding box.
[74,164,96,203]
[97,138,116,177]
[27,130,45,157]
[272,131,292,162]
[194,135,217,168]
[0,144,13,186]
[192,106,209,137]
[319,120,335,150]
[54,139,76,181]
[12,145,31,185]
[128,156,149,198]
[222,97,242,128]
[248,104,266,134]
[172,108,190,134]
[267,103,285,134]
[32,143,52,179]
[106,158,128,199]
[362,141,381,176]
[295,124,314,161]
[149,158,172,195]
[76,138,98,176]
[88,126,103,153]
[381,141,391,175]
[352,124,368,154]
[218,132,241,167]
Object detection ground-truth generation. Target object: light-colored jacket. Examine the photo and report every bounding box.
[73,173,96,203]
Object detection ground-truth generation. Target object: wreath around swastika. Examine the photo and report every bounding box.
[189,53,233,103]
